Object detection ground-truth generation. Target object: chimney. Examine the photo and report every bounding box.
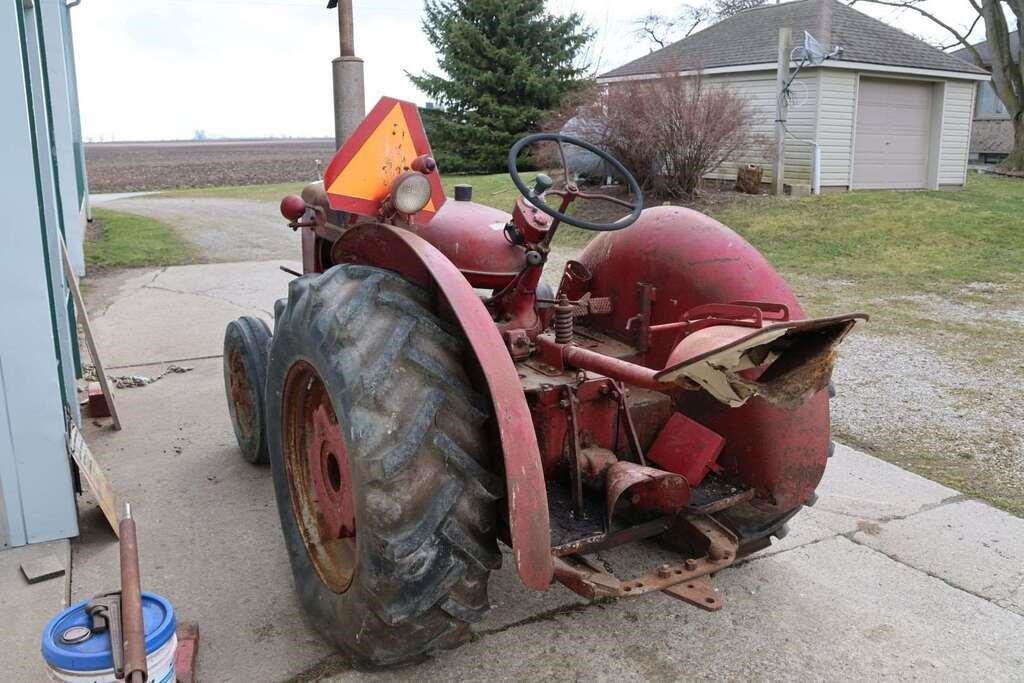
[817,0,834,52]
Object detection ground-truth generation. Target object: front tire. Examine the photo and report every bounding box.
[223,316,272,464]
[265,264,503,667]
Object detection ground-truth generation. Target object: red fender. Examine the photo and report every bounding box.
[579,206,829,513]
[332,223,553,591]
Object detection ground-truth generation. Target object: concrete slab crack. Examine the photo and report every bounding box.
[845,534,1024,618]
[819,493,968,524]
[142,283,273,317]
[88,267,168,320]
[475,599,609,638]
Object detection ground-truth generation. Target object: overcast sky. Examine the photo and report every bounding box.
[71,0,981,142]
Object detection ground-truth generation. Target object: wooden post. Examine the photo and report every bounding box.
[773,27,792,196]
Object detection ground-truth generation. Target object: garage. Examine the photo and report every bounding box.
[854,78,935,190]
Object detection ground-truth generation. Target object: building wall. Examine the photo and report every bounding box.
[699,68,978,190]
[815,69,858,187]
[971,119,1015,156]
[1,0,82,548]
[937,80,976,185]
[701,70,819,186]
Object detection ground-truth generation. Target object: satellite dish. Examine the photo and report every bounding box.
[799,31,828,65]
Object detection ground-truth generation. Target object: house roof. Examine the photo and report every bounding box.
[951,30,1019,67]
[600,0,988,80]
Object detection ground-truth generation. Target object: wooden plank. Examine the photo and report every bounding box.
[59,237,121,430]
[65,414,120,537]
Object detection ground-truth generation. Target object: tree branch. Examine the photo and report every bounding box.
[982,0,1024,112]
[847,0,986,66]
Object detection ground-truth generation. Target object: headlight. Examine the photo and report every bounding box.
[391,172,432,215]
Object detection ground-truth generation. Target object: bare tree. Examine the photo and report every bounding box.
[591,73,766,197]
[712,0,769,16]
[632,6,711,50]
[849,0,1023,172]
[633,1,769,51]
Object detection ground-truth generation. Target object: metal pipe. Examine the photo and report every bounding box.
[337,0,354,57]
[811,143,821,195]
[561,345,672,391]
[119,502,147,683]
[331,0,365,148]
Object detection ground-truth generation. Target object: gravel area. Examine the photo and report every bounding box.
[791,274,1024,516]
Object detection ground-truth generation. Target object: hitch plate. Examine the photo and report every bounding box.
[551,514,738,607]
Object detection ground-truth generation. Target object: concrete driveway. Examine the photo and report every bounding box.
[50,261,1024,681]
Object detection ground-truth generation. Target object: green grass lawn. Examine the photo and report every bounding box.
[86,208,195,269]
[716,173,1024,287]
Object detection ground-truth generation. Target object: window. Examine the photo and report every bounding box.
[977,81,1009,117]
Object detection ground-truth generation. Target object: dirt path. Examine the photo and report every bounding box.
[104,196,299,262]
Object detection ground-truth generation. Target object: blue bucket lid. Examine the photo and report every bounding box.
[41,592,176,672]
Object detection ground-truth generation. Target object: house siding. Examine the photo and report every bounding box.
[700,71,819,185]
[817,69,858,187]
[602,65,981,191]
[938,80,976,185]
[1,0,81,548]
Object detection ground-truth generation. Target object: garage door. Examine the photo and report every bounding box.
[854,78,933,189]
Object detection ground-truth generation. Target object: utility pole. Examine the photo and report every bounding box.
[329,0,365,149]
[772,27,791,196]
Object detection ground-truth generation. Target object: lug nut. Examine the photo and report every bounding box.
[684,558,697,571]
[657,564,672,578]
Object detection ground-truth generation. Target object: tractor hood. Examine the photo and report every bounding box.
[409,199,525,290]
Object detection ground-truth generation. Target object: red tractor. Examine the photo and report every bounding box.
[223,98,864,667]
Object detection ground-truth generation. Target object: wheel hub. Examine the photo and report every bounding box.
[281,361,357,593]
[227,348,254,438]
[309,403,356,541]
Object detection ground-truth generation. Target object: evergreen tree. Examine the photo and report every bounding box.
[410,0,594,173]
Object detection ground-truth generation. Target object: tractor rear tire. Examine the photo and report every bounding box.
[223,316,272,465]
[716,384,837,557]
[265,264,503,668]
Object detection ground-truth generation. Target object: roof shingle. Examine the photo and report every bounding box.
[951,30,1019,67]
[600,0,987,80]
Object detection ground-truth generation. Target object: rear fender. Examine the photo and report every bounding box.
[579,206,833,512]
[332,223,553,591]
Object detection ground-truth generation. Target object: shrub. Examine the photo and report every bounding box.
[590,73,766,198]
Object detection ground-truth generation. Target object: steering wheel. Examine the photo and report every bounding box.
[507,133,644,232]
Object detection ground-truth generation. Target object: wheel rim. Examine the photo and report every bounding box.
[227,347,256,440]
[281,361,356,593]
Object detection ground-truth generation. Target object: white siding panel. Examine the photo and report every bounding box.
[700,71,817,185]
[817,70,857,187]
[938,80,976,186]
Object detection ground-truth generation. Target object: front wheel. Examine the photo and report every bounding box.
[265,264,503,667]
[223,316,272,464]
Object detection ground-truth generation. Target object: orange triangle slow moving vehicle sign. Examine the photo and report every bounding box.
[323,97,447,223]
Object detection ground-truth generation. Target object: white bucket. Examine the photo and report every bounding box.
[42,592,177,683]
[45,635,176,683]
